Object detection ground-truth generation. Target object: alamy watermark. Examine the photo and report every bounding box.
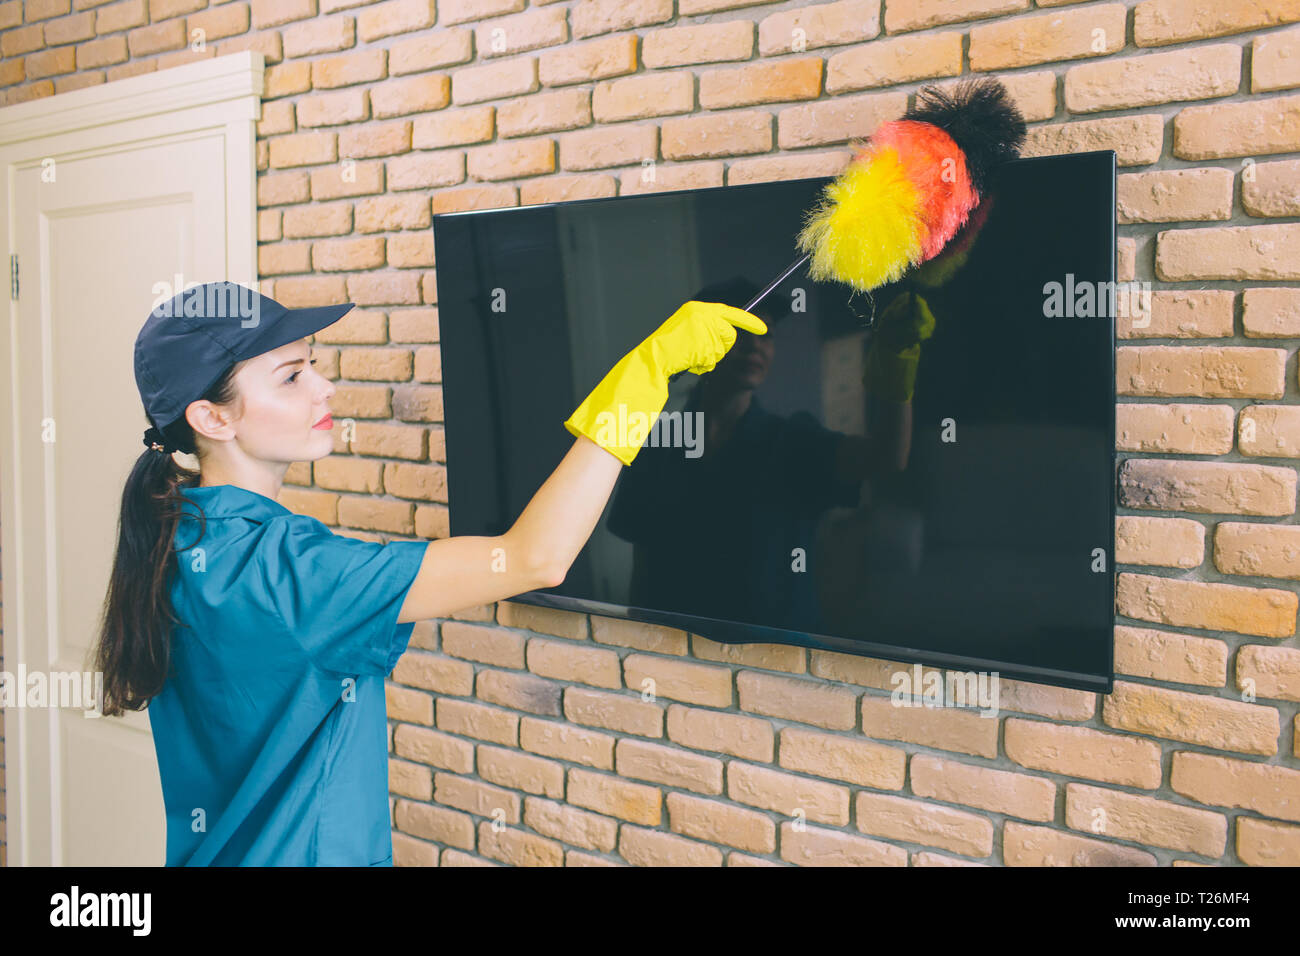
[891,663,1000,718]
[0,665,104,717]
[1043,275,1151,326]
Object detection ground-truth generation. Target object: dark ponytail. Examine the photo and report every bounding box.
[93,363,242,716]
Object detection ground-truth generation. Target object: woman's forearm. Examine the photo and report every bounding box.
[505,433,625,584]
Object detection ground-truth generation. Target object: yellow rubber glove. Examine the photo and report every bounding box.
[564,300,768,465]
[864,289,935,403]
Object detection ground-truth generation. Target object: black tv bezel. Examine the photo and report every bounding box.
[432,149,1118,695]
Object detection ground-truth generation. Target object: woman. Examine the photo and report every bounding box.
[93,280,764,866]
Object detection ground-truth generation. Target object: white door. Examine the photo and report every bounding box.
[0,51,263,865]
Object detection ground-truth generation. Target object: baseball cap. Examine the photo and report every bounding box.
[134,280,354,434]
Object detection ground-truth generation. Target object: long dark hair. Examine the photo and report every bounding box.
[93,363,242,716]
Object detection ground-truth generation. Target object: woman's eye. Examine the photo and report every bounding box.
[286,359,316,384]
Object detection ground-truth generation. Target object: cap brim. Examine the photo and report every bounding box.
[241,301,355,359]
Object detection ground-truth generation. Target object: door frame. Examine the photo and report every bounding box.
[0,49,263,865]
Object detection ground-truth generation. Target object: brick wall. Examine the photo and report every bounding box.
[2,0,1299,866]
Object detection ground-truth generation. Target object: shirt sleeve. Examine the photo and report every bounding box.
[252,514,429,677]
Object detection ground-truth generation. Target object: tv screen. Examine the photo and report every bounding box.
[432,149,1117,693]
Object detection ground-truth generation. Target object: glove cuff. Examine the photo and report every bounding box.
[864,342,921,403]
[564,347,667,466]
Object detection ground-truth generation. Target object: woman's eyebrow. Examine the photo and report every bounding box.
[273,358,306,372]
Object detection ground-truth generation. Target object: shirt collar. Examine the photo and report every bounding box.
[179,484,292,524]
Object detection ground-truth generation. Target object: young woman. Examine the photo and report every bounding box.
[92,280,764,866]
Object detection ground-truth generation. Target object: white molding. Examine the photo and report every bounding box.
[0,49,265,147]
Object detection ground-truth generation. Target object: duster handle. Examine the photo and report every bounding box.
[743,252,810,313]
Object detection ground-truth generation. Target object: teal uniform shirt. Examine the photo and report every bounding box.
[148,484,428,866]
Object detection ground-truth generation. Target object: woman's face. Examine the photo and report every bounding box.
[222,338,336,462]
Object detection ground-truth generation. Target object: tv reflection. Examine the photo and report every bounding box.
[606,279,915,636]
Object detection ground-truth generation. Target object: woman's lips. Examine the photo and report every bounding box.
[313,414,333,430]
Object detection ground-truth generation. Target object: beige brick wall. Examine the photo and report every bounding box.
[2,0,1299,866]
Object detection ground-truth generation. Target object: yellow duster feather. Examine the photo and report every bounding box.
[795,145,925,294]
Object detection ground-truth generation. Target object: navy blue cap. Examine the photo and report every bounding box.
[134,280,354,434]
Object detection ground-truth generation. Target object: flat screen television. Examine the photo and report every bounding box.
[432,149,1117,693]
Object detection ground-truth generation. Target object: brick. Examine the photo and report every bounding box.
[393,651,473,696]
[1215,521,1300,581]
[527,637,621,688]
[728,761,850,825]
[571,0,672,39]
[1171,750,1300,822]
[453,56,538,105]
[1116,515,1205,567]
[1173,94,1300,160]
[690,637,806,674]
[413,105,495,147]
[664,703,774,761]
[931,69,1058,122]
[701,56,822,108]
[642,20,753,67]
[661,109,772,159]
[251,0,315,29]
[188,2,250,42]
[1134,0,1300,47]
[539,34,638,87]
[283,14,354,57]
[827,31,961,93]
[390,30,472,74]
[435,770,521,820]
[1242,158,1300,217]
[735,670,855,729]
[1238,816,1300,864]
[728,150,850,185]
[477,4,567,55]
[564,686,663,737]
[1107,681,1279,754]
[341,120,412,159]
[477,745,565,798]
[349,421,426,460]
[1116,346,1286,399]
[521,796,616,851]
[759,0,879,55]
[623,653,731,707]
[428,183,517,214]
[215,30,283,65]
[1243,288,1300,337]
[910,753,1055,821]
[1236,643,1300,701]
[467,137,555,179]
[1119,290,1234,339]
[1064,782,1227,855]
[860,694,998,758]
[75,35,128,69]
[520,715,616,769]
[371,73,450,118]
[1116,571,1297,638]
[557,124,656,171]
[26,48,76,80]
[1239,405,1300,458]
[618,825,722,866]
[885,0,1029,32]
[1022,114,1164,167]
[1004,716,1163,788]
[388,231,440,266]
[969,3,1126,71]
[1254,27,1300,91]
[269,131,337,168]
[590,72,691,122]
[46,11,95,45]
[615,737,724,793]
[311,48,386,89]
[126,19,186,57]
[356,0,433,42]
[1116,168,1234,224]
[394,797,474,847]
[1113,624,1229,687]
[310,160,384,201]
[497,601,587,640]
[1066,44,1240,113]
[568,767,661,825]
[297,89,369,128]
[855,790,993,857]
[779,821,908,865]
[777,90,906,149]
[265,61,311,98]
[778,726,906,788]
[665,791,776,854]
[439,0,524,25]
[1157,224,1300,281]
[1003,823,1142,866]
[500,88,590,135]
[1120,457,1296,516]
[355,194,429,232]
[993,678,1096,721]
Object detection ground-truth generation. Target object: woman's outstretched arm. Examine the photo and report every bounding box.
[397,434,620,623]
